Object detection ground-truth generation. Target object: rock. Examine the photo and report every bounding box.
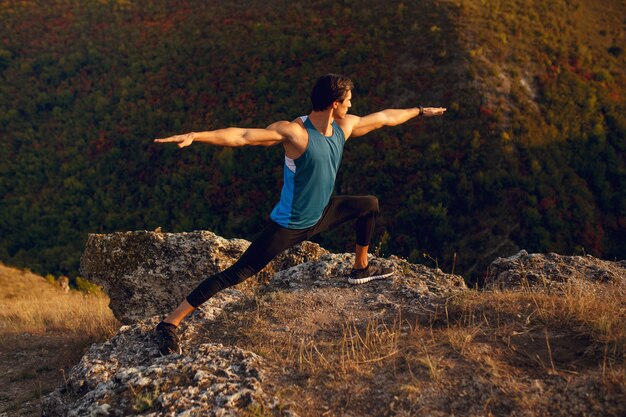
[80,230,327,323]
[44,232,469,416]
[486,250,626,289]
[43,234,626,416]
[42,289,293,417]
[267,253,465,304]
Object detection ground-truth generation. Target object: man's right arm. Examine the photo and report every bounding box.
[343,107,446,139]
[154,121,298,148]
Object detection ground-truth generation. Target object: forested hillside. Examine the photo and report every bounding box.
[0,0,624,280]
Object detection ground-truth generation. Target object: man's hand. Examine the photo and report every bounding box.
[154,133,194,148]
[421,107,447,117]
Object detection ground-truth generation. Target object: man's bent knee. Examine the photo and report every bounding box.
[362,195,379,214]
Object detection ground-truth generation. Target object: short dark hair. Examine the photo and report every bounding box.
[310,74,354,111]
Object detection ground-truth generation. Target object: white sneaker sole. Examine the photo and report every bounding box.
[347,271,394,285]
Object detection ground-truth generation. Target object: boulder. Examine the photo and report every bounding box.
[42,237,625,416]
[80,230,328,323]
[486,250,626,289]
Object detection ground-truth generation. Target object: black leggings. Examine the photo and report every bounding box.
[186,195,379,307]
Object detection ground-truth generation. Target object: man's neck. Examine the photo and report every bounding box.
[307,109,334,136]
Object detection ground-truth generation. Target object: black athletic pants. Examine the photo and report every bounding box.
[186,195,379,307]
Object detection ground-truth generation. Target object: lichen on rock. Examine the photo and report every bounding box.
[44,231,625,416]
[44,230,469,416]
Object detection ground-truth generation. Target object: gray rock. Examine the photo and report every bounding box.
[267,253,466,306]
[42,289,293,416]
[54,233,624,416]
[45,231,469,417]
[486,250,626,289]
[80,230,327,323]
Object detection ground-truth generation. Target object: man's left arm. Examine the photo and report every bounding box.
[344,107,446,139]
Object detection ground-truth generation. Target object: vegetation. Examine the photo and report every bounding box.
[0,262,119,415]
[0,0,624,282]
[201,277,625,416]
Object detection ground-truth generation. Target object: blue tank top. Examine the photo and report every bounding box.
[270,116,345,229]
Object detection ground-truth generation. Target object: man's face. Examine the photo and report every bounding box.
[332,90,352,119]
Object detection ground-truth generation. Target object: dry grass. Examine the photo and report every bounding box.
[200,277,626,416]
[451,278,626,361]
[0,265,118,341]
[0,263,119,416]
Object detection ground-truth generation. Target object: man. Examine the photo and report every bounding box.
[153,74,446,355]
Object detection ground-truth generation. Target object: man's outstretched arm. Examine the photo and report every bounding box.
[345,107,446,139]
[154,121,297,148]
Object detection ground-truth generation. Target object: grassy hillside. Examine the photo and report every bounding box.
[0,263,118,415]
[0,0,624,280]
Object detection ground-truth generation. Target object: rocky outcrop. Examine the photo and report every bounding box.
[42,289,294,416]
[44,231,467,416]
[80,230,328,323]
[486,250,626,289]
[44,234,625,416]
[266,253,466,314]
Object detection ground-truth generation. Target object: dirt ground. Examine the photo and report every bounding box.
[198,281,626,417]
[0,333,99,416]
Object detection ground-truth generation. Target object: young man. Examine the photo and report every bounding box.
[153,74,446,355]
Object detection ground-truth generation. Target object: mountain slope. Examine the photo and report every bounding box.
[0,0,624,281]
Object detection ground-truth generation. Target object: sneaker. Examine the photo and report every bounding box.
[155,321,182,355]
[348,264,394,285]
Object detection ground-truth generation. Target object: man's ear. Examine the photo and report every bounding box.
[332,101,339,109]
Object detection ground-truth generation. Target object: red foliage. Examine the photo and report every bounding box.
[607,90,621,102]
[581,223,604,254]
[228,92,257,117]
[479,106,493,116]
[92,131,112,155]
[569,57,581,71]
[538,197,557,211]
[327,27,354,37]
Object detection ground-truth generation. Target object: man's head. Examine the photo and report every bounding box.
[311,74,354,113]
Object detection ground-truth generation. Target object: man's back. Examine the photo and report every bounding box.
[271,116,346,229]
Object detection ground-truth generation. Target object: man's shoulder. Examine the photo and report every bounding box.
[268,119,307,142]
[268,119,306,131]
[335,115,360,140]
[337,114,360,126]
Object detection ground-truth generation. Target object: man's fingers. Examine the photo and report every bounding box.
[154,136,184,143]
[426,107,447,116]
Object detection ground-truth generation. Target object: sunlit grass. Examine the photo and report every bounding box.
[452,278,626,355]
[0,264,119,341]
[0,263,119,415]
[200,274,625,416]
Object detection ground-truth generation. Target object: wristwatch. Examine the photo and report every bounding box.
[419,106,424,116]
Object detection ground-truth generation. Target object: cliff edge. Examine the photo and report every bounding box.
[42,232,625,416]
